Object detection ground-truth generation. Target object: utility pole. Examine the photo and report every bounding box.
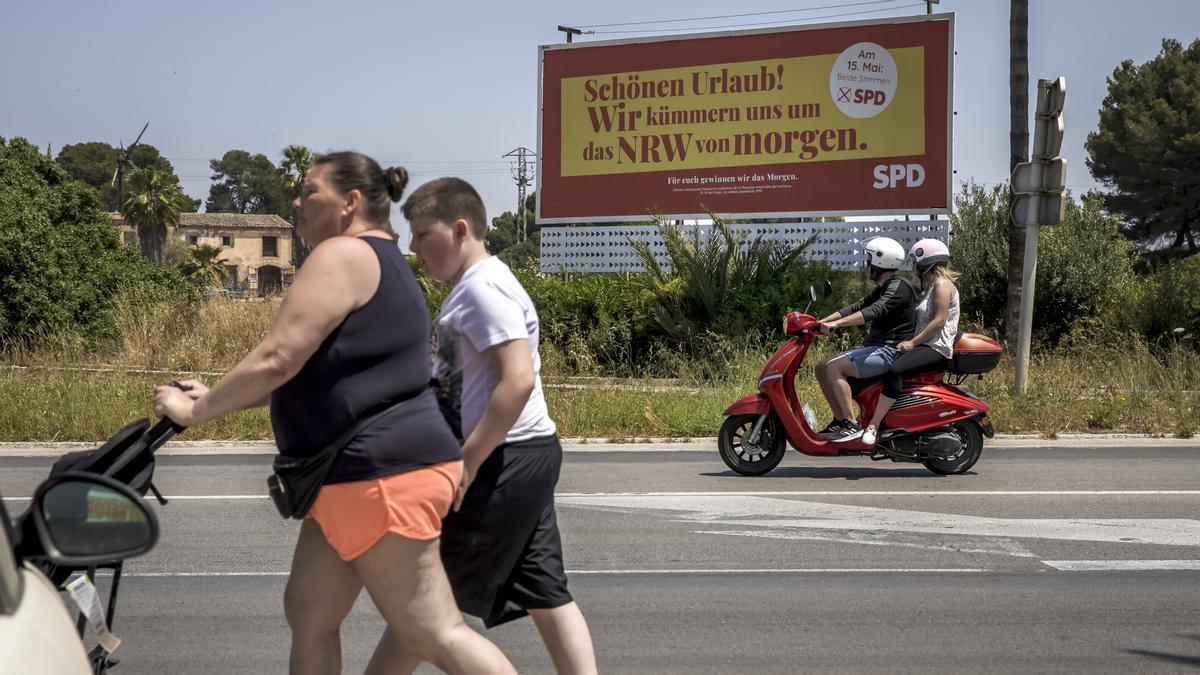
[557,25,583,43]
[1006,0,1029,349]
[504,147,534,242]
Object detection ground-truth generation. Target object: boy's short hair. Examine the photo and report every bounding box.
[401,177,488,239]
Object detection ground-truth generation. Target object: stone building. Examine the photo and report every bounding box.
[112,213,295,294]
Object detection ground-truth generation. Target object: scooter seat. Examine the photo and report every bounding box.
[847,362,945,396]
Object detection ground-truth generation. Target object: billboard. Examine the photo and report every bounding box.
[537,14,953,223]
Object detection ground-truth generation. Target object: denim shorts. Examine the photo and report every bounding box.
[839,345,900,379]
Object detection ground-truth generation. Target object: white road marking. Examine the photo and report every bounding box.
[6,489,1200,502]
[570,568,985,575]
[115,563,1200,577]
[1041,560,1200,571]
[697,529,1038,557]
[1,495,269,502]
[123,568,986,578]
[556,490,1200,497]
[558,495,1200,547]
[127,571,291,577]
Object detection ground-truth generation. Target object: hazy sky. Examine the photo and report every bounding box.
[4,0,1197,246]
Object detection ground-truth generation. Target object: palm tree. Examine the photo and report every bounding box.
[281,145,319,266]
[628,213,816,345]
[179,244,227,292]
[122,169,188,264]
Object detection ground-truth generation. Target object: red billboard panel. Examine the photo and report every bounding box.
[537,14,953,223]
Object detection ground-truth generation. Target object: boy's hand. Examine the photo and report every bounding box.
[897,340,915,352]
[453,465,474,511]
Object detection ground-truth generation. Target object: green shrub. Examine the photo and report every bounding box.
[1139,253,1200,343]
[1036,194,1140,341]
[949,182,1139,345]
[629,215,833,350]
[519,271,640,373]
[948,183,1009,334]
[409,256,450,315]
[0,138,187,347]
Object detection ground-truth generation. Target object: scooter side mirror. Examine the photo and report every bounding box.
[822,279,833,298]
[808,286,818,303]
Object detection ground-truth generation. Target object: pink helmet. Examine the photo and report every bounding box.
[909,238,950,274]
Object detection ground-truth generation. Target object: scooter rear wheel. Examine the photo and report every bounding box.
[924,421,983,475]
[718,414,786,476]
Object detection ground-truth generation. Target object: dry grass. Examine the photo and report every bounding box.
[4,293,281,372]
[972,340,1199,438]
[0,368,271,442]
[0,295,1196,441]
[108,293,280,370]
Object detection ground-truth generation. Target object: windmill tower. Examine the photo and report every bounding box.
[111,121,149,206]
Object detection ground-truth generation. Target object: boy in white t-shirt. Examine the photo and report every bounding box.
[380,177,596,675]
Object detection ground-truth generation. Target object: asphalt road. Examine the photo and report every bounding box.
[3,443,1200,673]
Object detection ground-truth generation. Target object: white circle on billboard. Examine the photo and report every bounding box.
[829,42,898,119]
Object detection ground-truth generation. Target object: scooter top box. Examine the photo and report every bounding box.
[949,333,1002,374]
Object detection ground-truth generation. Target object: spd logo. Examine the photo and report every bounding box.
[872,164,925,189]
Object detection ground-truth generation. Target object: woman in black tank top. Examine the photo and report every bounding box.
[153,152,514,674]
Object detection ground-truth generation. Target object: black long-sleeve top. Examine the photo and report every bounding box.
[838,276,918,347]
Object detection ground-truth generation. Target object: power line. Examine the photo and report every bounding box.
[575,0,904,29]
[377,159,512,165]
[169,157,511,165]
[592,3,927,34]
[176,168,517,180]
[962,178,1101,190]
[71,154,515,170]
[404,170,516,177]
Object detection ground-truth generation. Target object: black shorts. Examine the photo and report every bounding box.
[440,434,574,628]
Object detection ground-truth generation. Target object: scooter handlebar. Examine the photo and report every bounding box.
[784,312,823,337]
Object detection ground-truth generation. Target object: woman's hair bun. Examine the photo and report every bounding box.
[383,166,409,202]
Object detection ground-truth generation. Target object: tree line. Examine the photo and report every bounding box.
[38,37,1200,287]
[54,143,316,216]
[53,143,318,266]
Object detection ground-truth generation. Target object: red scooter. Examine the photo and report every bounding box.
[719,289,1001,476]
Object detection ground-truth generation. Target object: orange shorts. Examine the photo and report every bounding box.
[307,461,463,561]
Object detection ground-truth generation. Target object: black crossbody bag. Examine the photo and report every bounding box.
[267,389,425,519]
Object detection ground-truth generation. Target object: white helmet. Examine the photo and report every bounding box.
[909,238,950,275]
[864,236,905,271]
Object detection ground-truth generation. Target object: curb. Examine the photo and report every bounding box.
[0,433,1194,457]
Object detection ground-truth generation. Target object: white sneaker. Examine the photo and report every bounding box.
[862,425,878,446]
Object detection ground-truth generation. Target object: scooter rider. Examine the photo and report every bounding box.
[858,238,961,446]
[813,236,917,442]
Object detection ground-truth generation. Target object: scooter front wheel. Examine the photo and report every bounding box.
[718,414,786,476]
